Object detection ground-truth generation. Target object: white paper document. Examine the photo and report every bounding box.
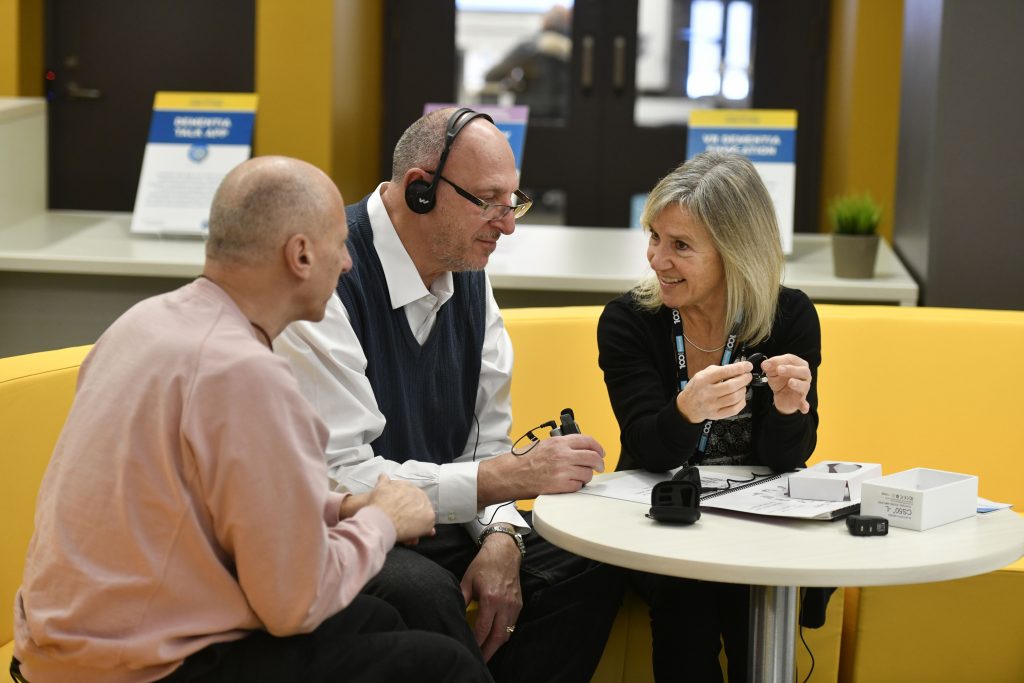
[579,467,859,520]
[977,497,1013,513]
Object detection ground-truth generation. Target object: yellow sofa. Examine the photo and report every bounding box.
[502,304,1024,683]
[0,345,92,669]
[4,304,1023,682]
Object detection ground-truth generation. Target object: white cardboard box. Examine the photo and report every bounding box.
[860,468,978,531]
[788,461,882,502]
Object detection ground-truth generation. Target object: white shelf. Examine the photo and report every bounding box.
[0,213,919,306]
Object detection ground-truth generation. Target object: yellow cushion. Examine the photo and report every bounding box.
[820,306,1024,683]
[503,306,620,473]
[812,305,1024,506]
[840,564,1024,682]
[0,346,91,648]
[0,639,14,672]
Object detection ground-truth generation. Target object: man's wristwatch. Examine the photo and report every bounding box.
[477,523,526,559]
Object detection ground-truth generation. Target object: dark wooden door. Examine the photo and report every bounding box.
[45,0,255,211]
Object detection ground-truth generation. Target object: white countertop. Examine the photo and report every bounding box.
[0,97,46,123]
[532,469,1024,587]
[0,211,919,305]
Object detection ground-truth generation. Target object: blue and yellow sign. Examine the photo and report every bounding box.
[131,92,258,237]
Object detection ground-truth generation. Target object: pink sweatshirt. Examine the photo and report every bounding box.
[14,278,397,683]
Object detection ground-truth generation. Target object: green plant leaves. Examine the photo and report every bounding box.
[828,194,882,235]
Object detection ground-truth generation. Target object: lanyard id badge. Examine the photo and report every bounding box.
[671,308,740,462]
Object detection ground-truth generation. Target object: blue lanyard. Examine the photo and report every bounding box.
[671,308,741,461]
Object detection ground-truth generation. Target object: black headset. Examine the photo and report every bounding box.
[404,107,495,215]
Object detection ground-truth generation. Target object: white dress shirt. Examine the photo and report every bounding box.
[276,184,526,537]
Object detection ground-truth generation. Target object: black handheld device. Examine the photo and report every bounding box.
[550,408,580,436]
[846,515,889,536]
[513,408,582,455]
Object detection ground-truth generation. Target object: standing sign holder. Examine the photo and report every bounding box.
[130,92,257,237]
[686,109,797,254]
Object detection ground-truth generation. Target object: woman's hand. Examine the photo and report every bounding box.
[675,361,753,423]
[761,354,812,415]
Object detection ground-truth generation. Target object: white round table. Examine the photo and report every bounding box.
[532,470,1024,682]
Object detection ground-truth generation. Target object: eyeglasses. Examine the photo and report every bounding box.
[426,171,533,220]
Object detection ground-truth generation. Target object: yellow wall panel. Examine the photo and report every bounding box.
[1,0,43,97]
[255,0,335,172]
[17,0,41,96]
[331,0,383,202]
[821,0,903,242]
[1,0,17,95]
[255,0,384,196]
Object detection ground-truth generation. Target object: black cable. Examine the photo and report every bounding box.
[510,420,557,456]
[476,500,516,526]
[699,470,774,495]
[798,589,815,683]
[471,413,481,462]
[475,416,532,524]
[476,418,563,524]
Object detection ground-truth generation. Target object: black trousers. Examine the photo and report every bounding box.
[153,594,491,683]
[633,573,750,683]
[362,513,624,683]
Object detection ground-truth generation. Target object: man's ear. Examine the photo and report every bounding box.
[404,166,431,187]
[284,233,313,280]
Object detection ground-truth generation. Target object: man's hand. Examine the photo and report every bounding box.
[460,531,523,662]
[365,474,436,543]
[477,434,605,505]
[760,354,812,415]
[675,361,752,423]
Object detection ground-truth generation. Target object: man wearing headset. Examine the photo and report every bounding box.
[276,109,622,681]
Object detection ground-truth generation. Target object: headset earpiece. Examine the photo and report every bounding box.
[405,178,435,214]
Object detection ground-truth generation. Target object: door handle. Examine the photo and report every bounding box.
[581,34,595,91]
[612,35,627,92]
[66,82,102,100]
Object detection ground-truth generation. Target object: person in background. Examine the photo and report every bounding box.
[11,156,491,683]
[484,5,572,120]
[276,108,622,683]
[597,151,823,682]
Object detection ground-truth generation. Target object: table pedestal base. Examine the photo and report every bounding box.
[748,585,797,683]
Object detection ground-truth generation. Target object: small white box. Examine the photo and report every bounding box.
[860,468,978,531]
[788,461,882,502]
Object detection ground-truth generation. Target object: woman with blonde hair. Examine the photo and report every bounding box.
[597,152,821,681]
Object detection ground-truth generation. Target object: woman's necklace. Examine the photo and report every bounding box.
[682,332,725,353]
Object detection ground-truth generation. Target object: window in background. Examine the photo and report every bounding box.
[635,0,754,127]
[455,1,574,225]
[456,1,573,122]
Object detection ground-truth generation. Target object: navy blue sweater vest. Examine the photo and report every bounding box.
[336,197,486,465]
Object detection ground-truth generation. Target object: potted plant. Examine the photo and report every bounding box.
[829,193,882,278]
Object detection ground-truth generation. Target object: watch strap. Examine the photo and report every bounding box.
[477,524,526,559]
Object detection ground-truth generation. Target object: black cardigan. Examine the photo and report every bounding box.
[597,287,820,473]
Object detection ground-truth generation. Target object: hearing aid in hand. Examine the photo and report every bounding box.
[745,353,768,387]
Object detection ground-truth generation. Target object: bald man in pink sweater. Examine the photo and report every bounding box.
[11,157,492,683]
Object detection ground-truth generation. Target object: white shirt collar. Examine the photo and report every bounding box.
[366,183,455,311]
